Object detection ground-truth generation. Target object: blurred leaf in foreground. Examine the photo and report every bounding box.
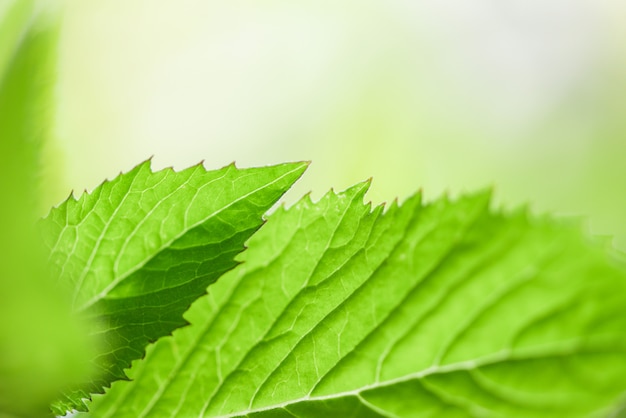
[0,1,93,417]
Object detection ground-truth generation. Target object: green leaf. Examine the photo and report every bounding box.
[0,0,55,209]
[0,3,94,417]
[81,183,626,417]
[40,160,308,415]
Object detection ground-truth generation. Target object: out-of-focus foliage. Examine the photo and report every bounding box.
[0,1,92,416]
[55,1,626,249]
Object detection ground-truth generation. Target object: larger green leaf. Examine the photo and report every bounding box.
[40,160,307,415]
[82,183,626,417]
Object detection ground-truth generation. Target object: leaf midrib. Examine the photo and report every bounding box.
[214,337,623,418]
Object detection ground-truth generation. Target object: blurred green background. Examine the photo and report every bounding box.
[0,1,625,415]
[28,0,626,248]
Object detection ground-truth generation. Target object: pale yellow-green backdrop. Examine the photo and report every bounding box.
[44,1,626,248]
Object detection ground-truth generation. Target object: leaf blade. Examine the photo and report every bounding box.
[82,185,626,417]
[42,160,307,414]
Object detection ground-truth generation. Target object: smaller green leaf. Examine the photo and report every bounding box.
[41,160,308,414]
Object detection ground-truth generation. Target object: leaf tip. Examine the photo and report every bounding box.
[347,179,372,200]
[288,160,310,178]
[137,157,154,171]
